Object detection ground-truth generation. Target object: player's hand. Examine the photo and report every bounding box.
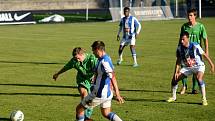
[53,73,58,81]
[117,35,120,41]
[115,95,124,104]
[210,65,215,73]
[174,73,180,80]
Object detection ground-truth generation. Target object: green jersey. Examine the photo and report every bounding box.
[63,53,97,91]
[180,22,207,46]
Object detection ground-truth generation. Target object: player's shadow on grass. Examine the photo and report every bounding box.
[0,92,79,97]
[120,88,169,93]
[0,118,10,121]
[173,101,202,105]
[123,98,202,105]
[0,84,79,97]
[0,60,64,65]
[123,97,166,102]
[113,64,137,67]
[0,83,77,89]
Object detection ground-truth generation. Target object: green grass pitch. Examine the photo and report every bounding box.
[0,18,214,121]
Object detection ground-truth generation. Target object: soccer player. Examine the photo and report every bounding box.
[179,8,210,94]
[53,47,97,121]
[167,32,214,106]
[76,40,124,121]
[116,7,141,67]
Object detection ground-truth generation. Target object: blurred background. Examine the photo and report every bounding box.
[0,0,214,24]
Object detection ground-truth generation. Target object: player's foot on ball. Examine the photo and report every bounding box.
[180,86,186,95]
[202,100,208,106]
[191,90,198,94]
[167,97,176,103]
[133,63,139,67]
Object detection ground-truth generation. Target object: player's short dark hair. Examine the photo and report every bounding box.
[91,40,105,51]
[187,8,197,16]
[124,7,130,12]
[72,47,85,57]
[181,31,189,38]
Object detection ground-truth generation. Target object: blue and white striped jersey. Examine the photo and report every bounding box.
[177,42,205,67]
[119,15,141,37]
[91,54,114,98]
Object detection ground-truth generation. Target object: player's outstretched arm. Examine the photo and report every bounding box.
[204,38,209,56]
[202,53,215,73]
[173,58,181,80]
[111,72,124,104]
[53,67,68,81]
[117,26,122,41]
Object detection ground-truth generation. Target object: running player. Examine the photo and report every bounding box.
[53,47,97,121]
[76,40,124,121]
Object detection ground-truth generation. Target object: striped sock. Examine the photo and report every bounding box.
[76,115,84,121]
[199,80,206,100]
[108,112,122,121]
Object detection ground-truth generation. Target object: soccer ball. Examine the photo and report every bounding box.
[10,110,24,121]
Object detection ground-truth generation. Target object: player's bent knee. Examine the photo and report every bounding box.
[199,80,205,87]
[171,80,178,86]
[76,103,85,115]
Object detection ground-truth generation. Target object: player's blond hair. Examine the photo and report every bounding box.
[72,47,85,57]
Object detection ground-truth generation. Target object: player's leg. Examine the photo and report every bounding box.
[76,103,86,121]
[130,37,138,67]
[117,44,126,65]
[196,70,207,105]
[78,85,93,120]
[167,72,187,102]
[180,64,188,94]
[168,67,193,102]
[101,107,122,121]
[180,77,188,94]
[100,93,122,121]
[191,74,199,94]
[129,45,138,67]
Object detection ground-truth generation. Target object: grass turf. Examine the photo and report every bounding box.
[0,18,214,121]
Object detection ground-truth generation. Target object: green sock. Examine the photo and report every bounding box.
[84,108,93,118]
[192,75,199,91]
[182,78,188,88]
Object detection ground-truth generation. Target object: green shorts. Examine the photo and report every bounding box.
[77,80,91,92]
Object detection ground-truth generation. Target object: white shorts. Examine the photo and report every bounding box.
[180,65,205,76]
[81,93,113,109]
[120,35,136,46]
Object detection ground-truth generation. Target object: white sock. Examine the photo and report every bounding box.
[199,81,206,100]
[112,114,122,121]
[172,85,178,100]
[76,115,84,121]
[132,55,137,64]
[108,112,122,121]
[119,53,123,61]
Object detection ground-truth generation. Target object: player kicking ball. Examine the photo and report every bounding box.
[167,32,214,106]
[76,40,124,121]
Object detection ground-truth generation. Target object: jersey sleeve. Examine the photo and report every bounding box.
[101,58,113,78]
[194,44,205,55]
[63,58,75,70]
[89,54,98,72]
[134,17,141,34]
[200,24,207,40]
